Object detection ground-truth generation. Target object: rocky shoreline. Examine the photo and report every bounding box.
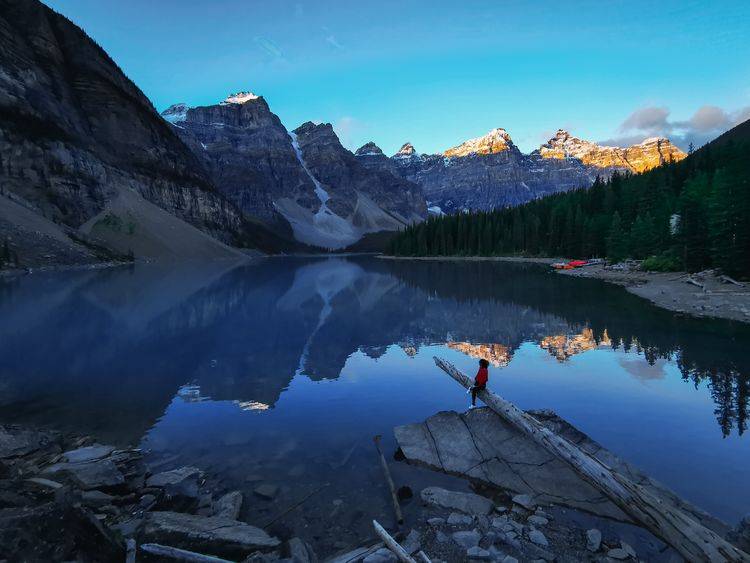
[4,411,749,562]
[379,256,750,324]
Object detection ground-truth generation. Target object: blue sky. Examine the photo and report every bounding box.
[46,0,750,153]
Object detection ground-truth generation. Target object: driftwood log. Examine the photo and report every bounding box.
[372,520,417,563]
[374,435,404,525]
[434,356,750,563]
[139,543,233,562]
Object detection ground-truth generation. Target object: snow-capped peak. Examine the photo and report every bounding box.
[161,103,190,123]
[394,142,417,158]
[221,91,260,105]
[443,128,513,158]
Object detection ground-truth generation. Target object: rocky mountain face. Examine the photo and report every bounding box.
[0,0,250,266]
[164,98,426,249]
[539,129,686,173]
[357,129,686,214]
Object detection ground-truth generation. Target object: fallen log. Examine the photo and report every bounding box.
[140,543,233,562]
[719,275,744,287]
[374,435,404,525]
[372,520,416,563]
[686,276,705,290]
[433,356,750,563]
[125,539,136,563]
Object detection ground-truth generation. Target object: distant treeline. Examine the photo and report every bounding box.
[388,122,750,278]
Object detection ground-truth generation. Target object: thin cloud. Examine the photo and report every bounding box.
[333,116,364,149]
[254,36,285,62]
[325,35,344,50]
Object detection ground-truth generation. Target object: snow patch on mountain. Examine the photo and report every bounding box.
[221,91,260,105]
[444,128,513,157]
[162,103,189,123]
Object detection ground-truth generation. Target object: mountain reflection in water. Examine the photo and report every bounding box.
[0,256,748,527]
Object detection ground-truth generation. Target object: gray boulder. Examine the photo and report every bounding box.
[213,491,243,520]
[43,459,125,490]
[142,511,279,557]
[452,529,481,549]
[421,487,493,516]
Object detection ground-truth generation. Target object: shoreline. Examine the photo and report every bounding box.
[379,255,750,324]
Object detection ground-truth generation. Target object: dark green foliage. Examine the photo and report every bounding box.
[389,124,750,278]
[641,253,682,272]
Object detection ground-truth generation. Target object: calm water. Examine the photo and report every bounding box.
[1,257,748,546]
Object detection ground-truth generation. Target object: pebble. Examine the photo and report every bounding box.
[586,528,602,552]
[452,529,481,549]
[607,548,629,560]
[466,546,491,560]
[447,512,473,526]
[427,517,445,526]
[527,515,548,526]
[527,529,549,547]
[620,541,636,558]
[511,493,536,511]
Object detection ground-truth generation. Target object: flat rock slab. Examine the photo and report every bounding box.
[146,466,203,488]
[43,458,125,490]
[396,408,728,534]
[0,426,57,459]
[421,487,493,516]
[213,491,243,520]
[142,511,279,558]
[62,444,115,464]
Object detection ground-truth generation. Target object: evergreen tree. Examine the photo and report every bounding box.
[606,212,628,262]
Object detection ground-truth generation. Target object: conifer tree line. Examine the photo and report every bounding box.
[389,128,750,278]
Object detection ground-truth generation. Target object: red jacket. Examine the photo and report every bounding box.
[475,366,488,386]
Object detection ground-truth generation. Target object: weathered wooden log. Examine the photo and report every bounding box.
[374,435,404,525]
[719,275,744,287]
[416,550,432,563]
[686,276,705,290]
[125,538,136,563]
[263,482,329,529]
[139,543,233,562]
[372,520,416,563]
[433,356,750,563]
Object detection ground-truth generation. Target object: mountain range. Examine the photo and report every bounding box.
[355,128,686,214]
[0,0,686,266]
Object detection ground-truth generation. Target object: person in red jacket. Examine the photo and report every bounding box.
[470,358,490,408]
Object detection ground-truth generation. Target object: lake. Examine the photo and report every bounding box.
[1,256,748,551]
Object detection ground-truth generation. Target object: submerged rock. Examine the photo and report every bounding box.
[254,484,279,500]
[728,514,750,551]
[142,511,280,557]
[62,444,115,464]
[397,408,731,533]
[420,487,493,516]
[43,459,125,490]
[0,426,58,459]
[213,491,243,520]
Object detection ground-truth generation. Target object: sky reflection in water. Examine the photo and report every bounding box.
[0,256,748,532]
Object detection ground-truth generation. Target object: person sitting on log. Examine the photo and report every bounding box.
[469,358,490,408]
